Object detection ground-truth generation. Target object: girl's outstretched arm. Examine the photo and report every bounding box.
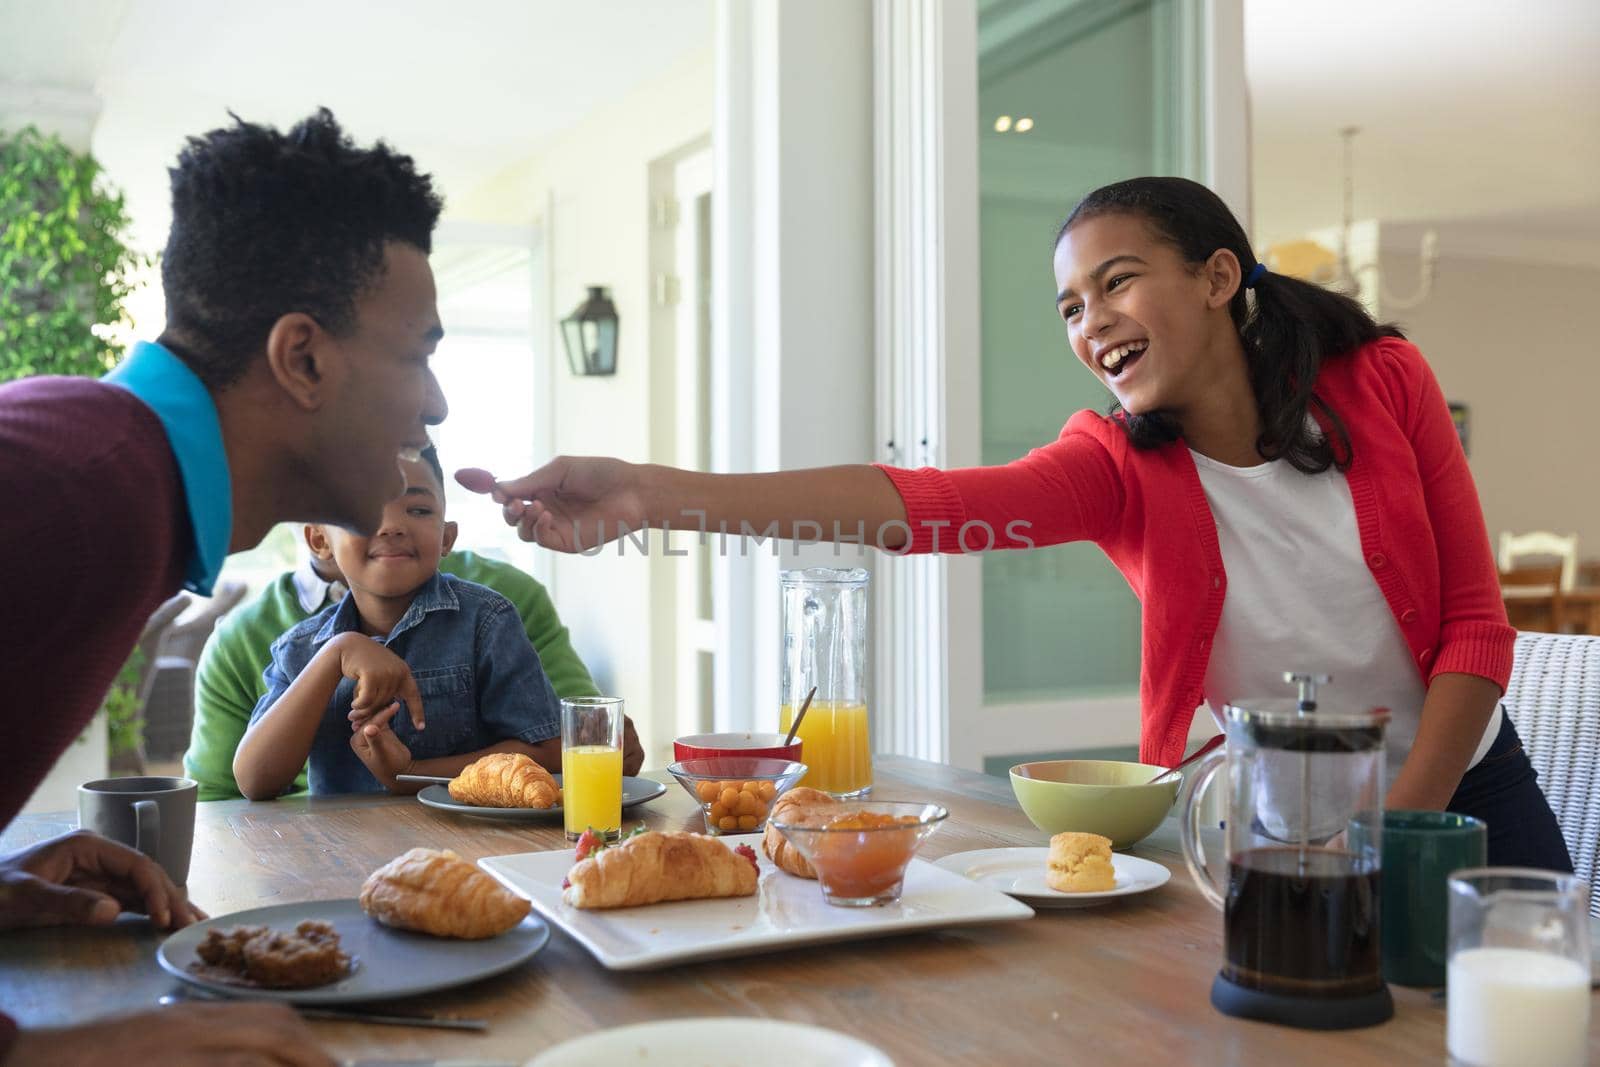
[456,459,911,552]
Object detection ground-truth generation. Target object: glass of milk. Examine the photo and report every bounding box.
[1447,868,1591,1067]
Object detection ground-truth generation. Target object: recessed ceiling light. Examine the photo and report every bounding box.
[994,115,1013,133]
[1015,117,1034,133]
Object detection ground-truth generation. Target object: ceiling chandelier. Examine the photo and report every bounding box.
[1265,127,1440,311]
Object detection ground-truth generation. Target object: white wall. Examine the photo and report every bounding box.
[453,50,714,766]
[1382,245,1600,553]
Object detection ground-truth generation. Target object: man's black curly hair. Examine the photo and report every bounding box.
[160,108,443,388]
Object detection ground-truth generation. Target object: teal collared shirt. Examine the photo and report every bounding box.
[104,341,232,596]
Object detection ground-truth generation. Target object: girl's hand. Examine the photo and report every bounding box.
[330,633,425,731]
[455,458,648,553]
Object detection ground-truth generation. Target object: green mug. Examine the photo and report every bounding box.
[1373,810,1488,987]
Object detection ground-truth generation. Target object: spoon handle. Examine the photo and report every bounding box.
[783,686,818,748]
[1147,733,1225,784]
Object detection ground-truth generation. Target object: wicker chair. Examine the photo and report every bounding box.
[1501,632,1600,916]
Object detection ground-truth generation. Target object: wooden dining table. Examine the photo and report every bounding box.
[2,755,1595,1065]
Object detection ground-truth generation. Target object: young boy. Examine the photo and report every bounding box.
[234,445,562,799]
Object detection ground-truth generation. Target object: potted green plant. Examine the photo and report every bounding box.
[2,125,150,769]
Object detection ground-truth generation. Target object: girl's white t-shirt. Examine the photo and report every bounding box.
[1191,449,1500,788]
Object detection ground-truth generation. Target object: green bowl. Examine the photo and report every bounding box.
[1008,759,1180,850]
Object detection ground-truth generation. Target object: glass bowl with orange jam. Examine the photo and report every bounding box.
[769,801,949,906]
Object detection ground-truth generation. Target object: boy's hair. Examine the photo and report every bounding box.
[1057,176,1402,473]
[417,443,446,492]
[161,108,444,389]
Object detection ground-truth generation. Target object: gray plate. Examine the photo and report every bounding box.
[416,775,668,822]
[157,898,549,1004]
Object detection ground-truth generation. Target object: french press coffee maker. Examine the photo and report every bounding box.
[1180,673,1394,1029]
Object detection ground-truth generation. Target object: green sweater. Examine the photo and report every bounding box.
[185,551,598,801]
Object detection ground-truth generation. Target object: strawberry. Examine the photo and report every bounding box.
[574,828,601,862]
[734,843,758,870]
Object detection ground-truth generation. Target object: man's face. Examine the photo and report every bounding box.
[314,242,447,534]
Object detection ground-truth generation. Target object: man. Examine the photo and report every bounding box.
[0,109,445,1065]
[185,531,644,801]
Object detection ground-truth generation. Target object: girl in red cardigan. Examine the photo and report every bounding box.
[463,177,1568,871]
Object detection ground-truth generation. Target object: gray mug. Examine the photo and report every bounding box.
[77,776,198,887]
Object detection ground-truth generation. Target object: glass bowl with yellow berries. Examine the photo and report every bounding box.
[666,758,809,836]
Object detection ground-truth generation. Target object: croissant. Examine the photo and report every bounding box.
[360,847,530,939]
[763,787,838,879]
[564,831,759,910]
[448,752,561,809]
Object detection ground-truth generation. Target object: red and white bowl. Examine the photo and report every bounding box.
[673,731,803,763]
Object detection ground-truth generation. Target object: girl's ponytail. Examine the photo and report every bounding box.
[1058,177,1401,472]
[1239,268,1401,472]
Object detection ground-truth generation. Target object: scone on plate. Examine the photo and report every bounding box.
[1046,831,1116,893]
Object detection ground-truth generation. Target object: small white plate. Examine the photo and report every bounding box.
[932,847,1171,908]
[528,1017,894,1066]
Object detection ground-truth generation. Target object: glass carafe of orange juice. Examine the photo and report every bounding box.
[780,567,871,798]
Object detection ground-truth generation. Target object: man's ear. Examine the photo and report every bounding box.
[441,520,459,558]
[1204,248,1244,309]
[264,313,338,410]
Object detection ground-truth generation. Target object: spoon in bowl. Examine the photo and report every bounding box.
[783,686,818,748]
[1145,733,1225,785]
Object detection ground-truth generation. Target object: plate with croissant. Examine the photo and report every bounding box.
[417,752,667,821]
[158,848,549,1003]
[477,819,1032,971]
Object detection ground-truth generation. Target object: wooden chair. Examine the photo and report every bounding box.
[1502,632,1600,915]
[1498,531,1578,633]
[1498,531,1578,592]
[1501,563,1566,633]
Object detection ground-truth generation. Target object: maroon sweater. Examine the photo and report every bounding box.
[0,376,188,1050]
[0,376,189,823]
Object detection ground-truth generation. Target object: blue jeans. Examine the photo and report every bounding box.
[1446,711,1574,872]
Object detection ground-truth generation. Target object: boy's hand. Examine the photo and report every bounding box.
[349,708,416,793]
[622,715,645,776]
[330,633,426,731]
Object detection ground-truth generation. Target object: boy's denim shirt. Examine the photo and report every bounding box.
[249,572,561,795]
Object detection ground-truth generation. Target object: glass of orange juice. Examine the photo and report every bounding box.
[781,568,872,798]
[561,696,625,842]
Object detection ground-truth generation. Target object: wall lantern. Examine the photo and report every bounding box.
[561,286,619,376]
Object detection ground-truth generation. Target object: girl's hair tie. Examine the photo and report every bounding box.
[1244,262,1268,289]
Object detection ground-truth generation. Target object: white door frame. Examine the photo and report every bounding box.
[712,0,876,735]
[673,148,716,740]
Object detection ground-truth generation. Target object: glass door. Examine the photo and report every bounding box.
[948,0,1239,770]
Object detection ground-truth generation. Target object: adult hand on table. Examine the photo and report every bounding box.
[7,1002,334,1066]
[0,830,202,931]
[456,458,646,553]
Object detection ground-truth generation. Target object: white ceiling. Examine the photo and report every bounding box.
[1247,0,1600,250]
[0,0,712,247]
[5,0,1593,261]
